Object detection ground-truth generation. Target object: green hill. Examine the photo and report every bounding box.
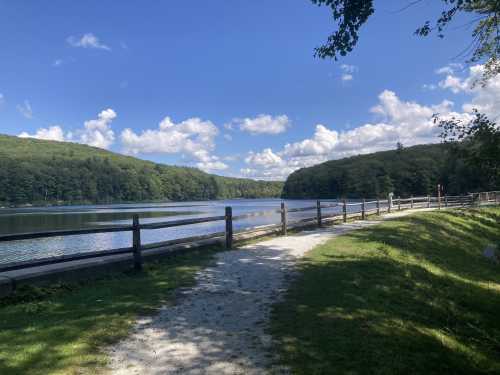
[282,143,487,199]
[0,134,283,205]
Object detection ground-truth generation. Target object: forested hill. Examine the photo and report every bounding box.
[0,134,283,205]
[282,143,489,199]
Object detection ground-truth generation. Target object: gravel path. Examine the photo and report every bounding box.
[108,211,427,374]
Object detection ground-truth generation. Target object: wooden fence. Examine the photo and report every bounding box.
[0,191,498,273]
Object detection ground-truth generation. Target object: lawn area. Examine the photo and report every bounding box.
[271,207,500,374]
[0,248,217,375]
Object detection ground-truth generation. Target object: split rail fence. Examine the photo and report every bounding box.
[0,191,498,273]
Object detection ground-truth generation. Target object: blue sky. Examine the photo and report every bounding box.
[0,1,495,179]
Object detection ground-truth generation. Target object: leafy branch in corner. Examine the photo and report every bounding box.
[312,0,500,81]
[434,109,500,188]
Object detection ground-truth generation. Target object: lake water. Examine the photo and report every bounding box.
[0,198,367,265]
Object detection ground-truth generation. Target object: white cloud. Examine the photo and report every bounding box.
[223,133,232,141]
[243,90,470,180]
[435,63,463,75]
[436,66,454,75]
[121,116,227,172]
[17,108,116,149]
[245,148,284,167]
[0,93,4,106]
[17,100,33,119]
[196,159,228,172]
[53,59,63,67]
[229,114,290,135]
[340,64,357,73]
[438,75,469,93]
[282,125,339,158]
[79,108,116,149]
[340,64,357,82]
[19,125,67,142]
[67,33,110,51]
[437,64,500,119]
[341,74,353,82]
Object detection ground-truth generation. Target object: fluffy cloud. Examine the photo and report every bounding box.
[245,148,284,167]
[439,75,469,93]
[18,108,116,149]
[67,33,110,51]
[242,90,469,180]
[19,125,67,142]
[437,64,500,118]
[282,125,339,158]
[79,108,116,149]
[121,116,227,172]
[17,100,33,119]
[229,114,290,135]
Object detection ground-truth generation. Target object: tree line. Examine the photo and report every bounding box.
[0,135,283,206]
[282,142,498,199]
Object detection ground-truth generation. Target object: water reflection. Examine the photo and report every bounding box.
[0,199,350,265]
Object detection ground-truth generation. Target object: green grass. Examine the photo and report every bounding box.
[0,249,217,375]
[271,207,500,374]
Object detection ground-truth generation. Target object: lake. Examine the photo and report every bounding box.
[0,198,361,265]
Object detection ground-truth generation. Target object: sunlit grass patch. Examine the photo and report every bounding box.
[271,207,500,374]
[0,249,217,375]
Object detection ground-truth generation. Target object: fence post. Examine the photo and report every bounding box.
[427,195,431,208]
[316,200,322,228]
[132,214,142,271]
[280,202,287,235]
[387,194,392,213]
[398,196,401,211]
[496,192,499,205]
[410,196,414,209]
[376,199,380,216]
[343,199,347,223]
[445,195,448,208]
[361,199,366,220]
[225,206,233,249]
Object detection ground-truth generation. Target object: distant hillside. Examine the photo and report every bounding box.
[282,143,486,199]
[0,134,283,205]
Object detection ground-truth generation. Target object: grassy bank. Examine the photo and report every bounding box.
[0,249,217,375]
[271,207,500,374]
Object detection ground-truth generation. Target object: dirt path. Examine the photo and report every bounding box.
[108,210,428,374]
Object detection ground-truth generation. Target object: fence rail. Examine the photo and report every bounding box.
[0,190,498,273]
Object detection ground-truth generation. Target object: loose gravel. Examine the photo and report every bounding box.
[108,211,425,374]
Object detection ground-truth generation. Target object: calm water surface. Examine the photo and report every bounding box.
[0,198,362,265]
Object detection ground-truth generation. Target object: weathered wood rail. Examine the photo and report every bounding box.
[0,190,498,273]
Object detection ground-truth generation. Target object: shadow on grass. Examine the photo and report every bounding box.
[351,209,500,284]
[271,208,500,375]
[0,249,217,375]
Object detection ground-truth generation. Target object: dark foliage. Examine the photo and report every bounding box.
[313,0,500,79]
[436,109,500,190]
[0,135,283,206]
[282,143,495,199]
